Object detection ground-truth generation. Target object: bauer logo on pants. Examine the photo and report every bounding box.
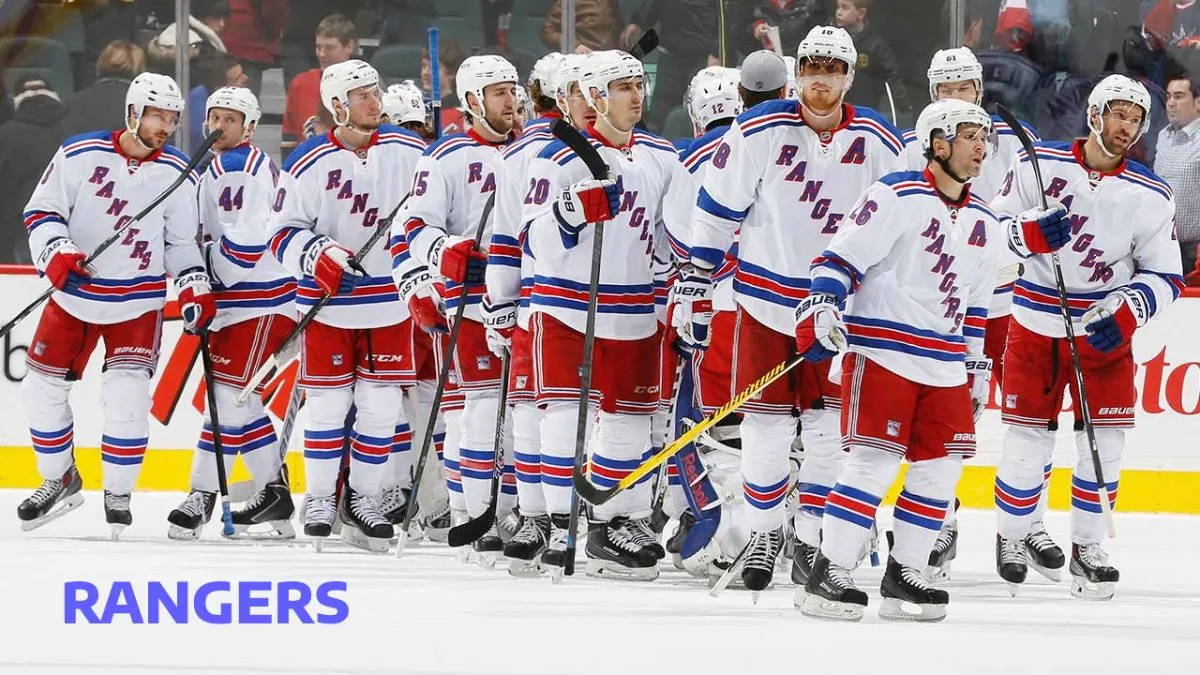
[63,580,349,625]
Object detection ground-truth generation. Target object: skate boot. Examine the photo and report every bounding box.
[504,514,551,577]
[338,486,394,553]
[379,484,411,526]
[450,509,472,562]
[1069,543,1119,601]
[584,517,659,581]
[17,465,84,531]
[996,533,1028,595]
[230,478,295,540]
[925,518,958,582]
[879,556,949,622]
[1025,521,1065,582]
[630,516,666,560]
[167,490,215,540]
[104,491,132,540]
[790,538,818,586]
[472,520,505,570]
[666,510,695,570]
[303,494,336,551]
[419,498,451,543]
[541,513,573,583]
[498,509,521,544]
[741,528,783,601]
[798,552,869,621]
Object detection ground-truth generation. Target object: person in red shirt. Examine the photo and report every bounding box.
[220,0,289,97]
[281,13,356,154]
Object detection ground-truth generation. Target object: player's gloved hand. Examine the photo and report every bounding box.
[553,177,622,236]
[302,236,362,296]
[965,356,993,422]
[673,264,714,350]
[39,238,90,292]
[794,292,846,362]
[177,268,217,334]
[481,295,516,359]
[398,266,448,334]
[430,235,487,285]
[1015,201,1070,254]
[1082,289,1143,353]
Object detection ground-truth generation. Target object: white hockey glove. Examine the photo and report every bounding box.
[176,268,216,334]
[552,178,622,235]
[398,266,448,335]
[965,356,993,422]
[672,264,714,350]
[793,293,846,362]
[481,295,516,359]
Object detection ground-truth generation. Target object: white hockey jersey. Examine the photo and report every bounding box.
[23,130,203,325]
[401,129,511,322]
[486,115,559,329]
[690,101,905,335]
[200,142,295,332]
[902,114,1039,318]
[523,127,683,340]
[991,140,1184,339]
[269,125,425,329]
[811,170,1000,387]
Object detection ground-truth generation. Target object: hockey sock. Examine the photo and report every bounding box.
[512,403,546,515]
[820,446,899,569]
[459,392,501,518]
[793,407,842,546]
[1070,428,1122,545]
[99,368,151,495]
[382,421,414,491]
[995,425,1052,540]
[891,456,961,569]
[303,387,353,498]
[23,371,75,481]
[539,402,579,515]
[348,381,405,496]
[740,413,795,532]
[591,411,654,521]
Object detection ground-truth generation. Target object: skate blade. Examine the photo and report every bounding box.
[167,523,203,541]
[507,557,546,578]
[548,565,566,584]
[878,597,947,623]
[109,523,127,541]
[584,559,659,582]
[924,561,952,584]
[20,493,85,532]
[312,536,327,552]
[455,546,472,564]
[476,551,500,570]
[798,593,865,622]
[424,526,450,543]
[226,520,296,541]
[1070,576,1115,601]
[1006,582,1021,597]
[340,526,391,554]
[1029,559,1063,583]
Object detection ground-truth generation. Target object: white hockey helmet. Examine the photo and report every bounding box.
[580,50,645,111]
[783,56,799,99]
[916,98,992,157]
[205,86,262,130]
[125,72,184,134]
[686,66,743,133]
[796,25,857,86]
[320,59,381,124]
[554,53,587,114]
[384,81,427,125]
[927,47,983,105]
[1087,74,1152,148]
[456,54,519,117]
[529,51,565,94]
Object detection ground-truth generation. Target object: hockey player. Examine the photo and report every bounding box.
[991,74,1183,600]
[683,26,904,592]
[17,73,213,537]
[522,49,683,580]
[269,60,427,552]
[382,81,430,137]
[167,87,298,541]
[399,54,520,563]
[797,98,1000,622]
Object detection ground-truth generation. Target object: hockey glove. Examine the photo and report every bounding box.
[177,268,216,334]
[673,264,715,350]
[965,356,993,422]
[398,266,448,335]
[552,178,622,236]
[481,295,516,358]
[1082,289,1143,353]
[39,238,90,292]
[793,292,846,362]
[430,235,487,286]
[302,236,362,296]
[1014,201,1070,255]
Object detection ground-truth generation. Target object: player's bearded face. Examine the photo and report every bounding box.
[207,108,248,151]
[1096,101,1143,155]
[605,77,645,129]
[799,59,849,112]
[948,123,988,178]
[345,84,382,131]
[136,107,178,149]
[481,83,517,134]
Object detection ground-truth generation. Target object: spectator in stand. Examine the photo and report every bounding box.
[281,14,357,154]
[0,75,11,126]
[1156,75,1200,278]
[280,0,364,87]
[979,0,1043,122]
[542,0,624,53]
[60,41,146,139]
[220,0,288,96]
[750,0,832,55]
[187,52,248,150]
[422,38,467,135]
[146,0,231,74]
[1143,0,1200,49]
[0,76,68,264]
[833,0,912,118]
[77,0,138,89]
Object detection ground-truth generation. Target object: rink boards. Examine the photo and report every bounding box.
[0,268,1197,513]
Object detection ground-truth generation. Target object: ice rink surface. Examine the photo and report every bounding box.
[1,490,1198,675]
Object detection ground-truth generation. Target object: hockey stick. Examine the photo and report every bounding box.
[396,191,497,558]
[574,355,804,507]
[236,193,412,404]
[429,27,442,140]
[0,129,222,339]
[446,347,511,547]
[996,104,1116,538]
[198,331,236,537]
[628,28,660,61]
[884,82,898,127]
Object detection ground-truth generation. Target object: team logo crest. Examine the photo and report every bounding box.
[331,354,343,366]
[515,375,528,389]
[477,356,492,370]
[1006,393,1018,409]
[1088,170,1101,182]
[886,420,901,437]
[34,342,45,356]
[819,130,832,143]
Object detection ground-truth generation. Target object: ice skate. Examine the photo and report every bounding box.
[104,491,132,540]
[472,520,505,570]
[504,514,550,577]
[741,528,783,602]
[879,556,949,622]
[1069,543,1119,601]
[584,517,659,582]
[166,490,215,540]
[629,516,666,560]
[667,510,695,570]
[379,484,411,526]
[790,539,818,587]
[17,465,84,532]
[229,478,295,540]
[497,509,520,544]
[303,494,336,551]
[417,498,451,543]
[542,513,572,584]
[925,518,958,582]
[1025,521,1065,582]
[798,553,868,621]
[450,509,472,563]
[338,486,393,553]
[996,533,1028,596]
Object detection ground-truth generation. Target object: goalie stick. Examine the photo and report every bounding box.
[0,128,222,339]
[995,104,1116,538]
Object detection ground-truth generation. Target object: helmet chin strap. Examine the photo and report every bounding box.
[127,115,156,153]
[934,151,970,185]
